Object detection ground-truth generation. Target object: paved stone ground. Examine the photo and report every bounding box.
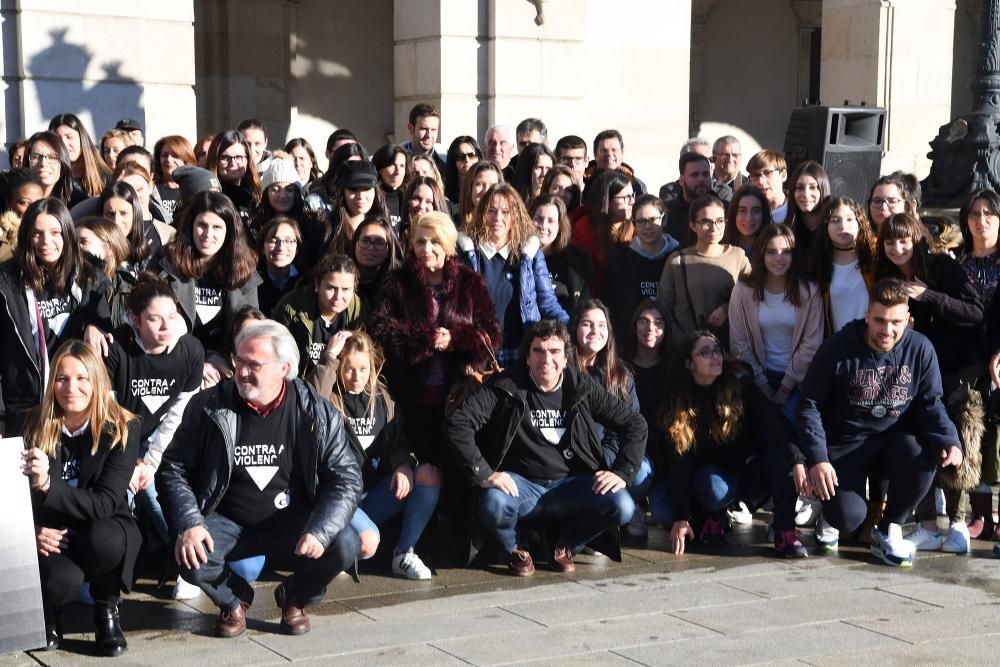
[6,518,1000,666]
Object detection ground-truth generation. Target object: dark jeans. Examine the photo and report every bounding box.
[478,471,635,554]
[822,428,937,533]
[179,506,360,611]
[38,517,131,609]
[651,447,798,530]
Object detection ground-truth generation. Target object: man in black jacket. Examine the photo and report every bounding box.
[156,320,361,638]
[446,320,647,576]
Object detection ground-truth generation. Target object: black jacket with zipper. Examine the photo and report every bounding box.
[155,378,363,548]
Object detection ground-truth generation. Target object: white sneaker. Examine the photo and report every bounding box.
[795,497,823,527]
[871,523,915,567]
[907,526,943,551]
[814,514,840,552]
[942,521,970,554]
[727,501,753,525]
[172,575,202,600]
[392,550,432,580]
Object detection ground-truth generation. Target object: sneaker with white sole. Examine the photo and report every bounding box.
[870,523,915,567]
[172,575,202,600]
[907,526,943,551]
[941,521,970,554]
[795,497,823,528]
[392,550,432,580]
[814,514,839,552]
[727,501,753,525]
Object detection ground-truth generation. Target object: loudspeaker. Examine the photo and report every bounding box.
[783,105,886,204]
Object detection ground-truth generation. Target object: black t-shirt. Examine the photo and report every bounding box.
[192,280,224,350]
[217,388,304,527]
[105,328,204,441]
[342,391,387,452]
[59,430,87,488]
[35,286,74,353]
[156,184,181,225]
[505,385,574,481]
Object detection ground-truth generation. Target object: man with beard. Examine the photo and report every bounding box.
[661,152,716,245]
[156,320,361,638]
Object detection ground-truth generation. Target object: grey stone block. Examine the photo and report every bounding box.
[844,602,1000,643]
[807,631,1000,666]
[295,642,469,665]
[877,580,999,608]
[721,564,919,599]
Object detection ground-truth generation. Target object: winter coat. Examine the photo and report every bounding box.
[457,233,569,328]
[272,279,365,377]
[605,235,679,338]
[155,378,363,548]
[541,244,593,317]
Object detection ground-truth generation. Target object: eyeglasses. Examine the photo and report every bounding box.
[871,197,902,208]
[749,167,783,179]
[28,152,60,166]
[695,217,726,230]
[637,317,664,329]
[634,216,662,227]
[232,355,281,372]
[694,346,724,359]
[266,237,298,248]
[612,193,636,203]
[357,236,388,250]
[458,151,478,161]
[219,154,247,165]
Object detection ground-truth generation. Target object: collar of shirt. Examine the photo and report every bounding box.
[480,242,511,261]
[243,381,287,417]
[529,371,564,393]
[62,420,90,437]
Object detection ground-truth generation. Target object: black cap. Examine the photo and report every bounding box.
[115,118,142,132]
[338,160,378,189]
[174,165,221,203]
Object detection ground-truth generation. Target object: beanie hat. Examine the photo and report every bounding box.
[174,165,221,203]
[261,158,301,190]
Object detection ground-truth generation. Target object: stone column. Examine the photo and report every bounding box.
[820,0,956,177]
[0,0,196,158]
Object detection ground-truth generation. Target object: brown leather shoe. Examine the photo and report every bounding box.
[274,582,310,635]
[508,547,535,577]
[216,584,254,638]
[552,545,576,573]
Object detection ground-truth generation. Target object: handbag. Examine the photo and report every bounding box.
[444,331,502,416]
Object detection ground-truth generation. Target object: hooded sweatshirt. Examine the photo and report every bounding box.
[606,234,679,338]
[796,319,959,465]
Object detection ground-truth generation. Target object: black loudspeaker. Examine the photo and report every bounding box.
[783,105,886,204]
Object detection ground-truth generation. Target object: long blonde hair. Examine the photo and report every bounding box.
[469,183,534,262]
[23,340,136,457]
[328,331,389,417]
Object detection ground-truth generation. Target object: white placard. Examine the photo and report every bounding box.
[0,437,45,654]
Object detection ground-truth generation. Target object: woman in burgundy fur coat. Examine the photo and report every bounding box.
[369,211,500,468]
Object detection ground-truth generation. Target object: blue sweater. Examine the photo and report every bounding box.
[796,319,959,465]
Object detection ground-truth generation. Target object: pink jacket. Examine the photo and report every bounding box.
[727,280,824,393]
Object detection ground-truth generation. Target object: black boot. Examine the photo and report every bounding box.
[43,608,62,651]
[93,602,127,657]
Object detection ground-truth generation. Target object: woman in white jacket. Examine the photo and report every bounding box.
[728,223,823,423]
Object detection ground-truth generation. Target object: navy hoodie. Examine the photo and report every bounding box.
[796,318,959,465]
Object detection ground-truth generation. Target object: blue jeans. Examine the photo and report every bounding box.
[478,471,635,553]
[179,508,359,611]
[349,468,440,555]
[652,448,797,531]
[603,447,654,498]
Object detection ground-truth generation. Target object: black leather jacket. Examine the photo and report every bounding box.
[155,378,363,548]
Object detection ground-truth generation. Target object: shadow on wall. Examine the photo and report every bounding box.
[26,29,144,136]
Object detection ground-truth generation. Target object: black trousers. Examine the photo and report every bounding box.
[822,428,937,534]
[37,517,130,610]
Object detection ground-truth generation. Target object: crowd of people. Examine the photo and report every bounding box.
[4,105,998,656]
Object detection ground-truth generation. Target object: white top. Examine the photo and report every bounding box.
[771,198,789,223]
[829,259,869,333]
[759,290,796,373]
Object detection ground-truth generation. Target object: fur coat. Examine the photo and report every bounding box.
[369,255,500,404]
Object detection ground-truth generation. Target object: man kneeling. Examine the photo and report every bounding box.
[156,320,361,637]
[447,320,647,575]
[797,278,963,566]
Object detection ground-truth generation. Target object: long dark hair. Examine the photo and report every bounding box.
[48,113,111,197]
[15,198,93,294]
[99,180,150,265]
[352,214,404,275]
[958,189,1000,255]
[25,132,76,204]
[620,298,670,361]
[444,136,482,202]
[805,196,877,289]
[284,137,323,183]
[723,185,772,247]
[584,169,635,259]
[875,212,932,282]
[660,330,744,455]
[741,223,804,307]
[164,191,257,288]
[205,130,262,206]
[312,142,369,198]
[570,299,631,402]
[511,143,556,204]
